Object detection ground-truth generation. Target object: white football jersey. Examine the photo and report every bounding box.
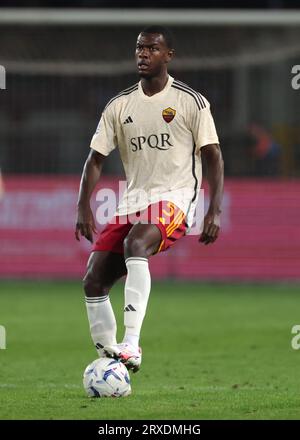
[90,75,219,227]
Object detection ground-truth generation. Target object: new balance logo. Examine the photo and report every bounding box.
[123,116,133,124]
[124,304,136,312]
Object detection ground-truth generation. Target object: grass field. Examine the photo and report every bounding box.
[0,280,300,420]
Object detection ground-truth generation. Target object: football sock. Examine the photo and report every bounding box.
[123,333,140,349]
[85,295,117,357]
[122,257,151,348]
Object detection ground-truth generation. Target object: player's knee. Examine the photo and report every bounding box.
[83,270,108,298]
[123,234,147,258]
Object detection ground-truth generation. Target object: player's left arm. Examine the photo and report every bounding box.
[200,143,224,245]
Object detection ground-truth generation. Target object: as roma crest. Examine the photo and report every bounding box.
[162,107,176,123]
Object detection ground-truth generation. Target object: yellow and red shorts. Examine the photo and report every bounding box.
[93,200,187,254]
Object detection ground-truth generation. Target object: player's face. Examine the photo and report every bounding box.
[135,33,173,78]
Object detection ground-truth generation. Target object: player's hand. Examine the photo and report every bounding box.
[75,204,97,243]
[199,211,220,245]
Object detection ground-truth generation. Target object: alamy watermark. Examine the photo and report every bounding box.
[94,182,206,234]
[291,325,300,350]
[0,325,6,349]
[291,65,300,90]
[0,65,6,90]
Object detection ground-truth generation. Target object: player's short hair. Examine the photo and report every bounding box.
[140,26,174,49]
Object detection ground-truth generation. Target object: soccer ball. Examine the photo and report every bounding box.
[83,357,131,398]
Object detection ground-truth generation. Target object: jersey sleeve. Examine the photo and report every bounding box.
[89,104,117,156]
[188,95,219,153]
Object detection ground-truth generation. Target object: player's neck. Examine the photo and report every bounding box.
[140,73,169,97]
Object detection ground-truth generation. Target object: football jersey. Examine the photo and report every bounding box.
[90,75,219,227]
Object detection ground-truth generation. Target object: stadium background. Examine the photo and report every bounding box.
[0,4,300,281]
[1,1,300,421]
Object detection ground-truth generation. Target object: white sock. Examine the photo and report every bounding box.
[122,257,151,348]
[85,295,117,357]
[123,332,140,348]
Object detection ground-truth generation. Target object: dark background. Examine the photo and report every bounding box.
[0,0,299,8]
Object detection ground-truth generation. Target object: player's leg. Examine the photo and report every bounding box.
[104,223,161,371]
[104,202,187,371]
[83,250,127,357]
[123,222,161,346]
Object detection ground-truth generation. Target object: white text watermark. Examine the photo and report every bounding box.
[0,325,6,349]
[291,325,300,350]
[0,66,6,90]
[94,182,206,235]
[291,65,300,90]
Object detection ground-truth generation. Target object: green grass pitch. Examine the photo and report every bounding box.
[0,280,300,420]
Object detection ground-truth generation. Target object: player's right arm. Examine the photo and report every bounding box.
[75,103,118,243]
[75,149,106,243]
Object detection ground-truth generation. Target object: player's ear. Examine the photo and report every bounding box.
[166,48,175,63]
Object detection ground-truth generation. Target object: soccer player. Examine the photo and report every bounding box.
[75,26,224,373]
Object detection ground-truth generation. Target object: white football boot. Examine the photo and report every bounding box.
[104,342,142,373]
